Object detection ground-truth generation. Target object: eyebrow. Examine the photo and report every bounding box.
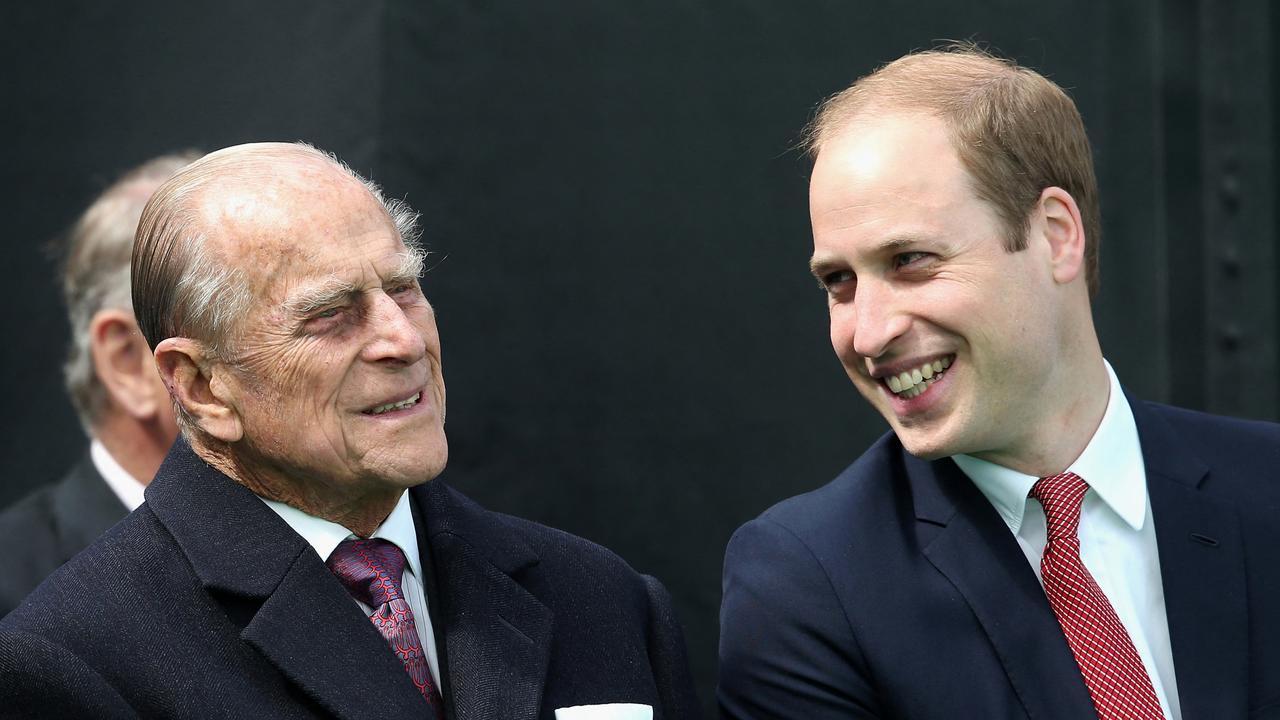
[283,279,359,317]
[282,250,427,317]
[808,235,927,278]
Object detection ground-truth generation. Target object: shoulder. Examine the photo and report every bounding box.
[722,430,914,623]
[0,481,63,614]
[494,506,656,598]
[2,504,179,631]
[1142,400,1280,449]
[0,628,137,718]
[425,482,699,711]
[0,482,58,540]
[1138,400,1280,500]
[426,481,657,606]
[744,431,909,547]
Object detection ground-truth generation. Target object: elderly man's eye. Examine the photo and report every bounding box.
[314,307,343,320]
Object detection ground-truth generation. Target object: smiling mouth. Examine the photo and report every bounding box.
[881,355,953,399]
[363,391,422,415]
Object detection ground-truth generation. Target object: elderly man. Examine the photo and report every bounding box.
[0,153,194,617]
[0,143,698,720]
[719,47,1280,719]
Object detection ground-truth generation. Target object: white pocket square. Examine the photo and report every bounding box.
[554,703,653,720]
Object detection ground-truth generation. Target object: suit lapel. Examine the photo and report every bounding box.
[417,480,553,720]
[910,454,1097,720]
[51,454,128,557]
[146,439,432,720]
[241,549,431,720]
[1132,400,1248,718]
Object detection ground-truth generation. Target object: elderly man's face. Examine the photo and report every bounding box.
[809,112,1066,465]
[211,166,447,496]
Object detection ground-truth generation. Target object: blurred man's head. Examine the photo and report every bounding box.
[807,47,1104,475]
[61,153,197,482]
[134,143,446,533]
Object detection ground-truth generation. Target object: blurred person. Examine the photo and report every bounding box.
[719,46,1280,719]
[0,142,698,720]
[0,153,195,616]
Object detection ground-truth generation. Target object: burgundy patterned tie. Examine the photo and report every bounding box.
[327,538,445,716]
[1031,472,1164,720]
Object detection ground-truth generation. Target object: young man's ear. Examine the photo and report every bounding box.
[89,310,168,422]
[154,337,243,442]
[1036,186,1086,286]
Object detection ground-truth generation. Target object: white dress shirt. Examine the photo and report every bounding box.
[90,439,146,511]
[260,491,442,690]
[953,361,1181,720]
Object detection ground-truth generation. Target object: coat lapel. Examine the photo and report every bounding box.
[145,439,432,720]
[51,454,128,557]
[417,479,553,720]
[909,454,1097,720]
[1131,399,1248,719]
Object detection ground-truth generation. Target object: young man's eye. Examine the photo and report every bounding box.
[893,252,931,269]
[819,270,855,292]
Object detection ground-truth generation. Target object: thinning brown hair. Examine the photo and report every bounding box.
[806,44,1101,296]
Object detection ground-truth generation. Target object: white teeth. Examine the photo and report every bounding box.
[368,392,421,415]
[884,356,953,398]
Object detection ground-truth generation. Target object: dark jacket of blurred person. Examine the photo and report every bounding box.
[0,153,195,616]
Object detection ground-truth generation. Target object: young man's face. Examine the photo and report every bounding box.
[809,111,1068,465]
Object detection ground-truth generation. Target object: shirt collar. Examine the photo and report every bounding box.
[89,438,146,511]
[953,360,1147,533]
[259,490,422,579]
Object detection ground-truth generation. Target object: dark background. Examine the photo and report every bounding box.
[2,1,1275,714]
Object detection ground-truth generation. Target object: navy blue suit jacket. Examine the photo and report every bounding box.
[719,398,1280,718]
[0,439,700,719]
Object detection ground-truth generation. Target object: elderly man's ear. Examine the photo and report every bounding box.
[154,336,244,443]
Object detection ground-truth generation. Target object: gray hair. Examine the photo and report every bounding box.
[130,143,422,429]
[61,152,200,430]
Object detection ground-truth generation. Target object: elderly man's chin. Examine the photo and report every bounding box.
[356,429,449,489]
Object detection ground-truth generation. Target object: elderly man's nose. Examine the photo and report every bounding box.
[365,293,427,365]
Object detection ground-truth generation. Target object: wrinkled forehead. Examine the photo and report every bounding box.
[197,167,398,287]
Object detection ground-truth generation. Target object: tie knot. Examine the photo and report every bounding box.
[1030,471,1089,540]
[326,538,408,607]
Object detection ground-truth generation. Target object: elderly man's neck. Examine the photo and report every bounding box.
[190,439,401,537]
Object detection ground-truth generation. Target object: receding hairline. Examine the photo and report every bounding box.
[175,143,369,212]
[805,48,1026,156]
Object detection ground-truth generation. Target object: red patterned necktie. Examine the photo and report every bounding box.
[327,538,445,716]
[1031,472,1164,720]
